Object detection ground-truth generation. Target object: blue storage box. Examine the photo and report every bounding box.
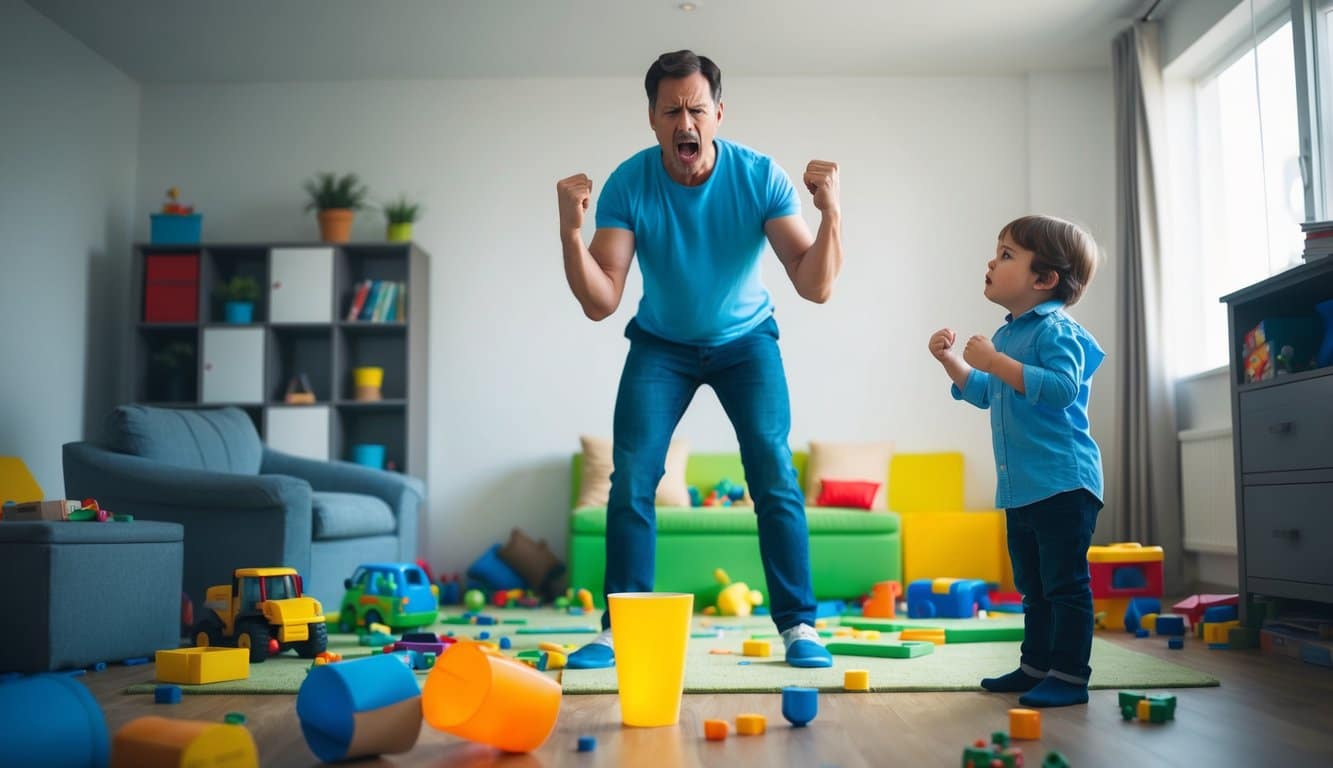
[150,213,203,244]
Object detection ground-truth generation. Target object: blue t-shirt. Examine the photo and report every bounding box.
[951,300,1105,509]
[595,138,800,345]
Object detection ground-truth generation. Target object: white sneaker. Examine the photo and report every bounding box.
[780,623,823,651]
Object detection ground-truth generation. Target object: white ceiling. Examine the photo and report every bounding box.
[27,0,1151,83]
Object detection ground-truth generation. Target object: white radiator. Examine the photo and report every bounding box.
[1178,427,1238,554]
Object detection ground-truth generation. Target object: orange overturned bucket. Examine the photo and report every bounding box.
[422,641,561,752]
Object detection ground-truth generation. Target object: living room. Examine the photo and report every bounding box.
[2,1,1332,766]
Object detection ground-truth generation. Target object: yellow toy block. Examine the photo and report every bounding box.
[1009,708,1041,739]
[1087,542,1164,563]
[833,627,854,638]
[1094,598,1131,631]
[736,714,767,735]
[1141,613,1159,633]
[0,457,43,508]
[111,716,257,768]
[889,452,964,513]
[899,628,946,644]
[901,510,1013,591]
[844,670,870,691]
[155,647,249,685]
[1204,620,1239,645]
[742,640,771,657]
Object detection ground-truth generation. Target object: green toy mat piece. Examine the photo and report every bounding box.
[826,641,935,659]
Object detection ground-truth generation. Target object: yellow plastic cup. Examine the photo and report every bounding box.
[422,642,561,753]
[608,592,694,727]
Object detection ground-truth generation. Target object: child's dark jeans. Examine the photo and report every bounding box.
[1006,489,1102,685]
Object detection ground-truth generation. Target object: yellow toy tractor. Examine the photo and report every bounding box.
[193,567,327,662]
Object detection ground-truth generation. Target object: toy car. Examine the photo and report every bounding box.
[337,562,439,632]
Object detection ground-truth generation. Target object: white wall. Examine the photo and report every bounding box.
[0,0,139,495]
[135,72,1116,572]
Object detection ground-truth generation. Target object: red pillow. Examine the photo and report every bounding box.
[815,479,881,510]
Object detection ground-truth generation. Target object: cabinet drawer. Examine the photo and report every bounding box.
[1243,483,1333,586]
[1239,376,1333,473]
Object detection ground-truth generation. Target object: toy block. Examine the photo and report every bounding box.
[908,578,990,619]
[1118,690,1145,709]
[1123,597,1161,633]
[1168,637,1184,650]
[844,669,870,691]
[889,452,964,512]
[853,630,882,641]
[112,716,257,768]
[742,640,771,657]
[576,735,596,752]
[991,731,1010,747]
[814,619,828,629]
[1135,628,1150,638]
[902,510,1013,590]
[1204,620,1239,646]
[156,647,250,685]
[154,684,182,704]
[1141,613,1158,633]
[1203,605,1240,624]
[781,686,819,727]
[1042,752,1072,768]
[1155,614,1186,636]
[862,580,902,618]
[945,626,1025,644]
[1008,708,1041,739]
[962,743,994,768]
[224,712,246,725]
[1171,594,1238,626]
[736,713,767,735]
[826,641,934,659]
[703,719,729,740]
[899,628,946,644]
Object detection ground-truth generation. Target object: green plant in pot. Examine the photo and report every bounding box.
[150,341,195,402]
[304,172,369,243]
[382,195,423,242]
[216,275,261,324]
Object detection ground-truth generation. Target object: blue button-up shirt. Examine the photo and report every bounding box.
[951,300,1105,509]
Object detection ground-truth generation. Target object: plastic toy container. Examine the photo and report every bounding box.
[608,592,694,726]
[149,213,203,244]
[422,642,560,752]
[296,654,422,763]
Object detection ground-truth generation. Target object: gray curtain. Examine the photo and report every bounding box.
[1112,21,1183,593]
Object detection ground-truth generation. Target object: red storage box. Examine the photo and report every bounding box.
[144,254,199,323]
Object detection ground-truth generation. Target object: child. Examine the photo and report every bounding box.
[928,215,1104,708]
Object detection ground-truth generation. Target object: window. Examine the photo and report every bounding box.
[1165,16,1301,378]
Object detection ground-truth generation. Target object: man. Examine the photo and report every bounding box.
[556,50,843,669]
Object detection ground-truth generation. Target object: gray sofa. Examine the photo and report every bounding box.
[62,405,424,607]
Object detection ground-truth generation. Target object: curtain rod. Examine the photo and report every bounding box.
[1140,0,1163,21]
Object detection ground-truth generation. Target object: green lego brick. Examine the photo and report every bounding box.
[991,731,1010,747]
[826,641,934,659]
[838,618,909,632]
[944,626,1025,643]
[1042,751,1072,768]
[961,745,993,768]
[1118,690,1146,709]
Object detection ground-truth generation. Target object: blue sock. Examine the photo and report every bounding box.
[1018,676,1088,708]
[980,668,1043,693]
[566,642,615,669]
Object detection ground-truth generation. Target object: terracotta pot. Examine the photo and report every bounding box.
[318,209,354,243]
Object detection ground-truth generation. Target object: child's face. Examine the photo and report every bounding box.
[984,233,1051,314]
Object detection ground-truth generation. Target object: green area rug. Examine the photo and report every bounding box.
[127,608,1218,696]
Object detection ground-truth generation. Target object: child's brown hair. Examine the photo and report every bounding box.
[999,215,1100,306]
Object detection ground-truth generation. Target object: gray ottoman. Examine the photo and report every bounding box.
[0,520,183,673]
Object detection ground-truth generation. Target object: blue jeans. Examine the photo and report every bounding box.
[1006,489,1102,684]
[601,316,815,633]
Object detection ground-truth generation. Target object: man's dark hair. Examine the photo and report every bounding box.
[645,50,722,110]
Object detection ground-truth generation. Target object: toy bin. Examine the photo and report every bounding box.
[0,521,183,673]
[150,213,203,244]
[143,253,199,323]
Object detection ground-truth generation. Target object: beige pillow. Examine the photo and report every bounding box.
[804,440,894,510]
[576,435,691,508]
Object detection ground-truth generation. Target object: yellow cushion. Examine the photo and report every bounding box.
[575,435,691,508]
[888,452,963,513]
[900,509,1012,590]
[803,440,894,511]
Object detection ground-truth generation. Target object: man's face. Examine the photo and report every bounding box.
[649,72,723,183]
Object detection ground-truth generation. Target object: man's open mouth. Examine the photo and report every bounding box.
[677,141,700,163]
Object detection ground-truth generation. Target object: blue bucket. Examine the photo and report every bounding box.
[351,443,386,469]
[223,301,254,324]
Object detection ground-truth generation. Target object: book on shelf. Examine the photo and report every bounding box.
[346,279,406,323]
[1301,220,1333,262]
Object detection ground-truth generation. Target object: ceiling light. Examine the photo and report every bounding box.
[678,2,699,11]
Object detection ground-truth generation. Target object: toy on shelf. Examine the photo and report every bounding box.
[337,562,439,633]
[191,567,327,663]
[1088,543,1163,631]
[149,186,203,244]
[906,578,990,619]
[710,568,763,617]
[862,579,902,618]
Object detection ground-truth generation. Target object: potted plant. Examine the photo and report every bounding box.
[382,196,423,242]
[215,275,261,323]
[150,341,195,402]
[304,172,369,243]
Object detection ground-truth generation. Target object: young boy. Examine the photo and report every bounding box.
[928,215,1104,708]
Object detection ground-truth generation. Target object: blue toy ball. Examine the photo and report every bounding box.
[727,485,745,501]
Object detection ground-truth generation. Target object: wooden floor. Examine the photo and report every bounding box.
[81,630,1333,767]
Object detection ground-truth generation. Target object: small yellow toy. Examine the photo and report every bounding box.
[713,568,763,617]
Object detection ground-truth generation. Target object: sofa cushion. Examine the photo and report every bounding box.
[804,440,894,510]
[574,435,691,507]
[571,506,898,535]
[105,405,262,475]
[311,492,396,540]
